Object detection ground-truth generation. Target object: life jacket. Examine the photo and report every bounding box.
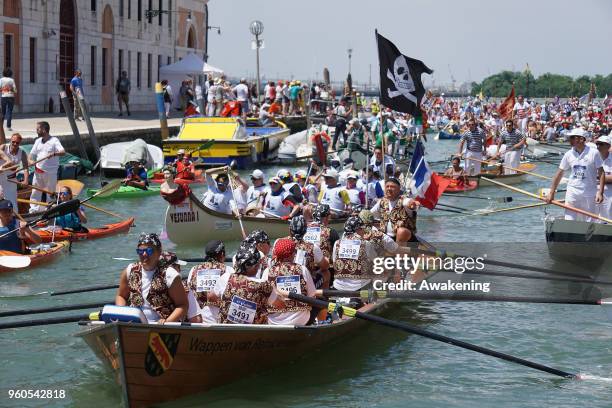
[333,232,371,279]
[176,161,194,180]
[189,260,226,309]
[267,262,310,314]
[220,101,241,117]
[379,195,417,235]
[0,218,23,254]
[304,222,332,261]
[55,211,82,230]
[127,263,176,319]
[218,274,273,324]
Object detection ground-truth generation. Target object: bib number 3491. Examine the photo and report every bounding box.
[227,295,257,324]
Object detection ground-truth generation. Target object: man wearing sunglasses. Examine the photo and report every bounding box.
[28,121,65,212]
[202,169,237,215]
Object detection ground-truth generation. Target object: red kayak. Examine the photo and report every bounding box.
[443,178,479,193]
[31,218,135,243]
[151,169,204,185]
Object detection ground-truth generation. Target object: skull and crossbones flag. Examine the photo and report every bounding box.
[376,30,433,116]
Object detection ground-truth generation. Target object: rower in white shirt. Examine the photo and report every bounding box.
[201,170,237,215]
[595,134,612,221]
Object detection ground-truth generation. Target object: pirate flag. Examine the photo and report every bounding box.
[376,30,433,116]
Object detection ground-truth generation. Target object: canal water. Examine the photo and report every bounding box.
[1,137,611,407]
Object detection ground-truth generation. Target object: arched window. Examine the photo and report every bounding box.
[187,26,196,48]
[102,5,114,34]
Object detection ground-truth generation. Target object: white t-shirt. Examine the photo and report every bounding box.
[30,136,65,172]
[234,84,249,102]
[186,264,235,322]
[602,155,612,198]
[0,77,16,97]
[559,145,603,197]
[266,264,316,326]
[126,264,181,322]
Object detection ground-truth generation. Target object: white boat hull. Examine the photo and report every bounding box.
[545,216,612,264]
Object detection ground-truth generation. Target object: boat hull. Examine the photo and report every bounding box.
[31,218,134,243]
[87,186,161,199]
[0,240,70,273]
[545,217,612,265]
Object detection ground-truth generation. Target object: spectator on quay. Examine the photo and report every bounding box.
[115,70,131,117]
[69,69,84,121]
[161,80,173,117]
[0,68,17,131]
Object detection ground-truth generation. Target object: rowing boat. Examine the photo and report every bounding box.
[442,177,479,193]
[165,192,346,245]
[0,240,70,273]
[86,186,161,199]
[76,252,435,407]
[30,218,135,243]
[469,163,537,186]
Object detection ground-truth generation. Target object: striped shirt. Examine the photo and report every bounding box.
[460,129,486,152]
[500,130,526,151]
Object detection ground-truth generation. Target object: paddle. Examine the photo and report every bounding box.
[226,167,247,239]
[0,255,32,269]
[0,313,96,330]
[437,202,470,212]
[482,177,612,224]
[319,290,611,305]
[441,193,513,203]
[85,179,123,201]
[0,301,108,318]
[190,140,215,155]
[470,157,551,181]
[470,201,551,216]
[289,293,577,379]
[19,198,124,220]
[0,198,80,239]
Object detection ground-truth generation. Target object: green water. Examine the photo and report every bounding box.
[1,139,612,408]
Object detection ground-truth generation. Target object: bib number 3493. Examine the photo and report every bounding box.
[196,269,221,292]
[227,295,257,324]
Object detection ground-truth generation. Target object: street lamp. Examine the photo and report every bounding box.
[347,48,353,75]
[250,20,264,103]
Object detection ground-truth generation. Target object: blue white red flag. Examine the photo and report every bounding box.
[409,140,451,210]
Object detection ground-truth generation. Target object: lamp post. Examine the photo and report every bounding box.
[347,48,353,75]
[250,20,264,103]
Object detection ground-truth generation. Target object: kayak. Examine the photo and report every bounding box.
[31,218,135,243]
[86,185,161,198]
[0,241,70,273]
[443,178,479,193]
[150,169,204,185]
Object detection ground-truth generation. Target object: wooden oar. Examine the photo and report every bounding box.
[439,268,612,286]
[0,153,54,175]
[19,198,124,220]
[442,193,513,203]
[0,301,108,318]
[470,201,551,216]
[0,313,96,330]
[227,169,247,239]
[481,177,612,224]
[289,293,577,379]
[0,255,31,269]
[85,179,123,201]
[470,157,551,180]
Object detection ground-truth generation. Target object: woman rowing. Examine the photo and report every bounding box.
[115,233,188,324]
[0,199,41,253]
[186,240,234,323]
[443,156,469,186]
[47,186,87,232]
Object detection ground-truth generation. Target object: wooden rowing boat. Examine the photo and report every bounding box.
[0,240,70,273]
[30,218,135,243]
[469,163,537,186]
[441,176,479,193]
[77,251,436,407]
[165,192,347,245]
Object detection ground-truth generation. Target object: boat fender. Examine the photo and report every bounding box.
[100,304,148,323]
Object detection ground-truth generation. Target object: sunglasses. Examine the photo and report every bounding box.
[59,191,70,196]
[136,247,154,257]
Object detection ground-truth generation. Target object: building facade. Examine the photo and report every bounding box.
[0,0,208,113]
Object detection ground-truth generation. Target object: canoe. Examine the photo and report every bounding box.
[150,169,204,185]
[165,192,347,245]
[31,218,135,243]
[87,186,161,199]
[76,256,436,407]
[442,177,479,193]
[0,240,70,273]
[468,163,537,186]
[435,131,461,140]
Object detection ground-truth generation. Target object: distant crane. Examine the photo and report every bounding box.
[448,64,457,92]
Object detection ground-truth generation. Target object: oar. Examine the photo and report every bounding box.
[0,153,54,175]
[481,177,612,224]
[0,255,31,269]
[319,290,611,305]
[289,293,577,379]
[189,140,215,155]
[85,179,123,201]
[438,268,612,286]
[0,313,97,330]
[470,201,551,216]
[437,202,470,212]
[0,301,108,318]
[226,168,247,239]
[18,198,124,220]
[442,193,513,203]
[0,198,81,239]
[470,157,551,181]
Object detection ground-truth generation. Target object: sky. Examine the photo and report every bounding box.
[206,0,612,86]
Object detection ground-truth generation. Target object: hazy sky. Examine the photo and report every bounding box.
[206,0,612,86]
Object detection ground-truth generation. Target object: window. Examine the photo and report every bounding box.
[147,0,152,24]
[137,52,141,87]
[4,34,13,70]
[118,49,124,77]
[119,0,124,17]
[157,54,161,82]
[137,0,142,21]
[187,26,196,48]
[128,0,131,19]
[91,0,96,12]
[29,38,36,83]
[147,53,152,88]
[128,50,132,82]
[158,0,162,26]
[102,47,108,86]
[168,0,172,29]
[167,56,171,65]
[90,46,96,85]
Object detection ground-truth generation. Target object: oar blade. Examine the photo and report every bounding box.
[40,199,81,221]
[93,179,123,198]
[0,255,31,269]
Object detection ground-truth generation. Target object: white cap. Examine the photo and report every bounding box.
[596,135,611,145]
[346,170,359,180]
[250,169,264,179]
[323,169,339,179]
[567,127,587,138]
[295,170,307,179]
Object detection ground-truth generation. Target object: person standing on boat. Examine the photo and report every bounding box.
[457,118,486,176]
[202,170,238,216]
[1,133,29,210]
[28,121,65,213]
[493,119,526,174]
[370,178,420,246]
[595,135,612,221]
[265,238,316,325]
[187,240,234,323]
[115,233,188,324]
[0,199,41,253]
[319,169,349,217]
[513,95,530,133]
[546,128,605,221]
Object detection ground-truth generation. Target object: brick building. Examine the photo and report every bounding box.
[0,0,209,113]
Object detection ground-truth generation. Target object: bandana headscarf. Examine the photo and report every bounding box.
[289,215,307,239]
[137,232,162,249]
[234,243,261,274]
[273,238,296,263]
[158,251,179,271]
[204,240,225,261]
[344,216,363,234]
[245,229,270,245]
[312,204,330,222]
[358,209,374,226]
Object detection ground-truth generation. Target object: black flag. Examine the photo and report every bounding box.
[376,30,433,115]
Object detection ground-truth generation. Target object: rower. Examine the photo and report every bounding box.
[202,170,237,216]
[123,160,149,190]
[457,118,486,176]
[1,133,29,209]
[345,171,365,208]
[319,169,349,218]
[363,166,384,208]
[370,178,420,246]
[265,238,316,325]
[51,186,88,232]
[245,169,267,207]
[0,199,41,253]
[595,135,612,221]
[546,127,605,221]
[305,204,339,269]
[493,119,526,174]
[115,233,188,324]
[175,153,195,180]
[443,156,468,185]
[237,229,272,278]
[369,147,396,176]
[260,176,296,219]
[173,149,186,167]
[186,240,234,323]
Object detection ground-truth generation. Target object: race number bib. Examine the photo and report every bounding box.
[294,249,306,266]
[196,269,221,292]
[571,165,586,180]
[276,275,301,295]
[227,295,256,324]
[338,239,361,260]
[303,227,321,244]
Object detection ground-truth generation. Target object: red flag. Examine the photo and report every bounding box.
[497,85,515,119]
[415,172,452,210]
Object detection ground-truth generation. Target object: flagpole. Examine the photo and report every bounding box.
[375,29,388,185]
[404,155,425,195]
